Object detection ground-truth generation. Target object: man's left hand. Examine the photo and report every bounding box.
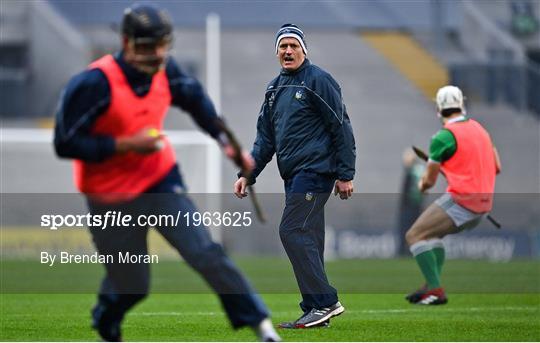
[334,180,354,200]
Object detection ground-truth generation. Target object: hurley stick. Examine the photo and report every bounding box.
[216,119,267,223]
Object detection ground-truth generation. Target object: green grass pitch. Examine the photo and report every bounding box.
[1,258,539,341]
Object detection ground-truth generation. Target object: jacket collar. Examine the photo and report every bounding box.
[280,58,310,76]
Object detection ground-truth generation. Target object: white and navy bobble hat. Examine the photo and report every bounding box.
[275,23,307,54]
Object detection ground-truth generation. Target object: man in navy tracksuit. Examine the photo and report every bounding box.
[234,24,356,329]
[54,4,280,342]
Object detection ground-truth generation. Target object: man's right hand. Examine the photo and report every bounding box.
[223,144,255,175]
[234,177,249,198]
[115,128,164,154]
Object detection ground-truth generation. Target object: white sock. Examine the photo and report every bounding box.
[428,238,444,249]
[253,318,281,342]
[410,240,431,257]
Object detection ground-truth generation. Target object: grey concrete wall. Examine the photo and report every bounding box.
[28,1,90,117]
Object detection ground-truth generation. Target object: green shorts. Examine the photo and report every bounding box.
[435,193,486,230]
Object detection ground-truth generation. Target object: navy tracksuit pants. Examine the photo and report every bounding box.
[279,171,338,312]
[87,165,268,329]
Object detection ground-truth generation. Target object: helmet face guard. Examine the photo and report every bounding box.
[121,4,173,74]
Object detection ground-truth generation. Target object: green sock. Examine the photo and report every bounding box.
[433,246,445,275]
[414,250,441,289]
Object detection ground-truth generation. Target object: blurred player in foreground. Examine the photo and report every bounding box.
[54,4,280,341]
[234,24,356,328]
[405,86,501,305]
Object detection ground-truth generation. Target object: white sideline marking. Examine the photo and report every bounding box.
[7,306,537,317]
[132,306,538,317]
[349,306,539,314]
[136,311,218,316]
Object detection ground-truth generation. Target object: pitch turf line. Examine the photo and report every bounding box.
[2,294,538,341]
[132,306,538,317]
[6,306,537,318]
[3,258,539,293]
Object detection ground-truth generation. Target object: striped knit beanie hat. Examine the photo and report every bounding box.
[275,23,307,54]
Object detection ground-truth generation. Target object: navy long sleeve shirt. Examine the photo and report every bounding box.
[54,52,222,162]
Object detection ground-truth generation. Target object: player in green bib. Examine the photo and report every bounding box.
[404,86,501,305]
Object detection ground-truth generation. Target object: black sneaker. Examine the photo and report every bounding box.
[294,302,344,328]
[405,284,428,304]
[278,319,329,329]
